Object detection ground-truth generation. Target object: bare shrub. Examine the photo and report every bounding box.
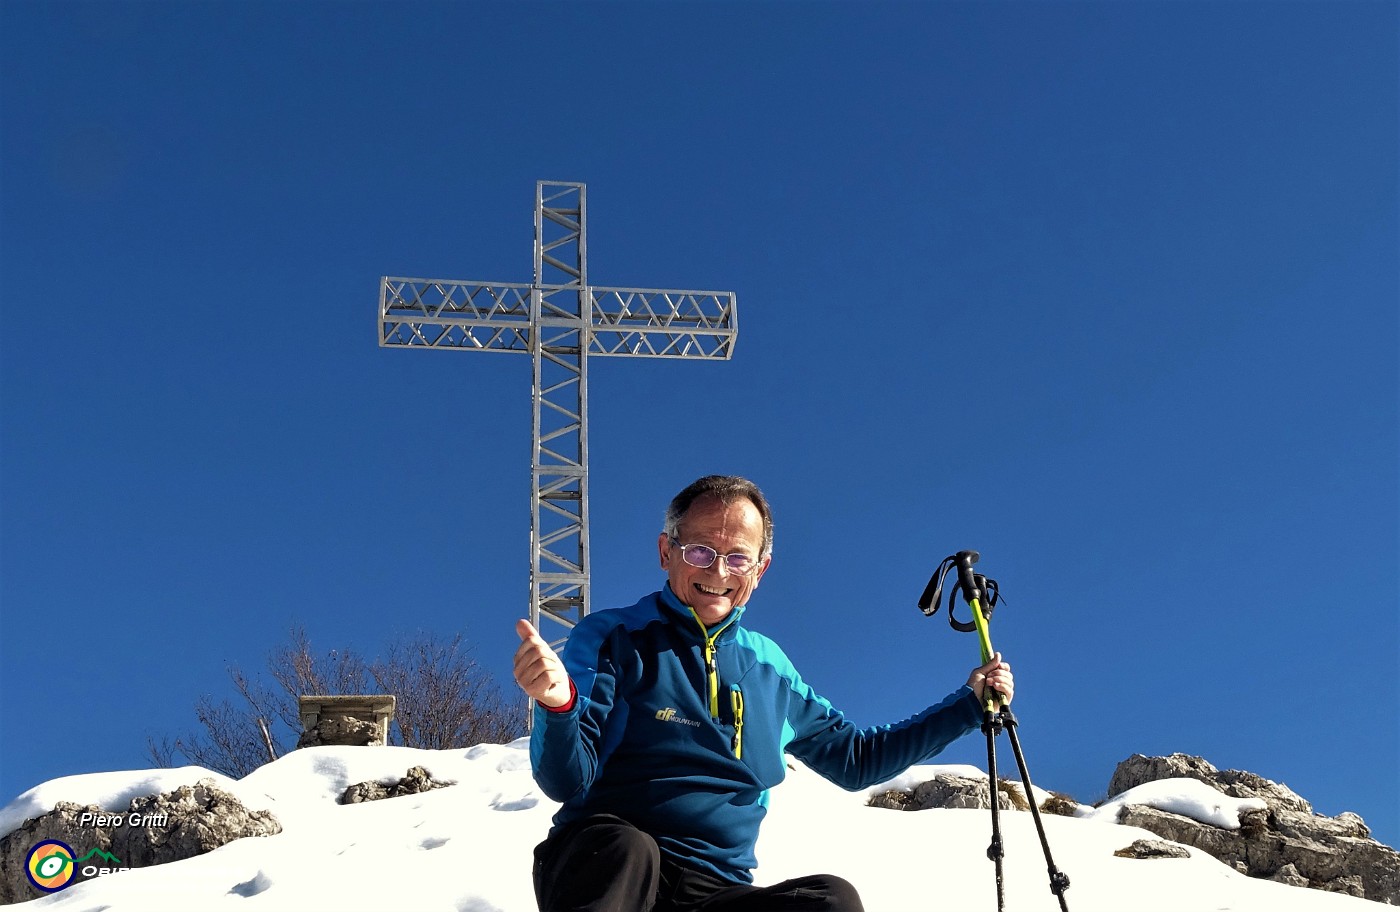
[150,626,522,778]
[368,631,518,750]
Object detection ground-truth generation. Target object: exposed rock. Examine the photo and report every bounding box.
[1111,755,1399,904]
[867,790,916,811]
[297,712,383,748]
[870,773,1079,816]
[0,801,111,904]
[1322,874,1368,899]
[868,774,1024,813]
[1114,838,1191,860]
[0,780,279,905]
[1109,752,1221,798]
[1216,768,1315,817]
[340,765,452,805]
[296,695,395,749]
[1270,862,1312,888]
[870,754,1398,904]
[1110,753,1312,814]
[1039,792,1082,818]
[110,780,281,868]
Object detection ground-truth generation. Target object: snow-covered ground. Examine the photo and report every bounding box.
[0,740,1381,911]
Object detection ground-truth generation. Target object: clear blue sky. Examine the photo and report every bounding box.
[2,1,1396,848]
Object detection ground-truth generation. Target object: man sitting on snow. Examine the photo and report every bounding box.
[513,474,1014,912]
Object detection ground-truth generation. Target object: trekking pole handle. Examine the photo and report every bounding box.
[955,550,983,603]
[954,550,993,659]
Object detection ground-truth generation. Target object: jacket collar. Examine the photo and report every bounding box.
[659,583,746,639]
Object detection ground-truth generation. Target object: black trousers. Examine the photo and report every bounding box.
[532,815,865,912]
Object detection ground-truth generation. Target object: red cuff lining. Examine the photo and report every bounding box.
[544,680,577,713]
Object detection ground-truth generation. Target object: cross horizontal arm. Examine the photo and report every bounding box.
[380,277,737,360]
[379,278,532,351]
[589,287,737,359]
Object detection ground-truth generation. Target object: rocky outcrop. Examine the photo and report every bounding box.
[340,765,452,805]
[869,774,1027,813]
[1110,752,1313,814]
[0,779,280,905]
[1109,754,1399,904]
[868,754,1398,905]
[1113,838,1191,860]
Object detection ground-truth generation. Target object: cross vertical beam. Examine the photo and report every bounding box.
[379,181,738,665]
[531,183,590,639]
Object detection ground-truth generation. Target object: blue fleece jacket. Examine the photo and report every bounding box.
[530,585,984,883]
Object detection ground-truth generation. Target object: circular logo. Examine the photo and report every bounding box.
[25,840,76,893]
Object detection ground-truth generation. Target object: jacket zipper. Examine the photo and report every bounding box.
[688,608,743,758]
[730,687,744,759]
[689,609,728,721]
[703,636,720,718]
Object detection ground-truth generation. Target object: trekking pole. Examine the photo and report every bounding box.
[919,551,1071,912]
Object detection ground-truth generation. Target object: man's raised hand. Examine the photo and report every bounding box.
[967,652,1014,705]
[513,619,573,709]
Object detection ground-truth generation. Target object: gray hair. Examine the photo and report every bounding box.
[663,475,774,560]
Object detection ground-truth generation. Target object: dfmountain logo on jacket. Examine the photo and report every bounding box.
[655,707,702,728]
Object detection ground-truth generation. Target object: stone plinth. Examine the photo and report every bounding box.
[297,695,396,748]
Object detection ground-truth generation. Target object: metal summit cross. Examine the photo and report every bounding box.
[379,181,738,650]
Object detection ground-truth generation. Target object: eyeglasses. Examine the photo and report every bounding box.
[669,537,761,575]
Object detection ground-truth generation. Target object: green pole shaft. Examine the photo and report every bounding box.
[969,596,1005,711]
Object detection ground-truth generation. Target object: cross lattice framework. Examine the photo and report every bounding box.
[379,181,738,657]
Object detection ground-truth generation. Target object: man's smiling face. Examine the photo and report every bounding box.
[658,494,771,626]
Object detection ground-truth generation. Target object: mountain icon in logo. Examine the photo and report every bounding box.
[75,848,122,866]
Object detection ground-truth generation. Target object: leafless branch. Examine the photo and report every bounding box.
[156,625,521,777]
